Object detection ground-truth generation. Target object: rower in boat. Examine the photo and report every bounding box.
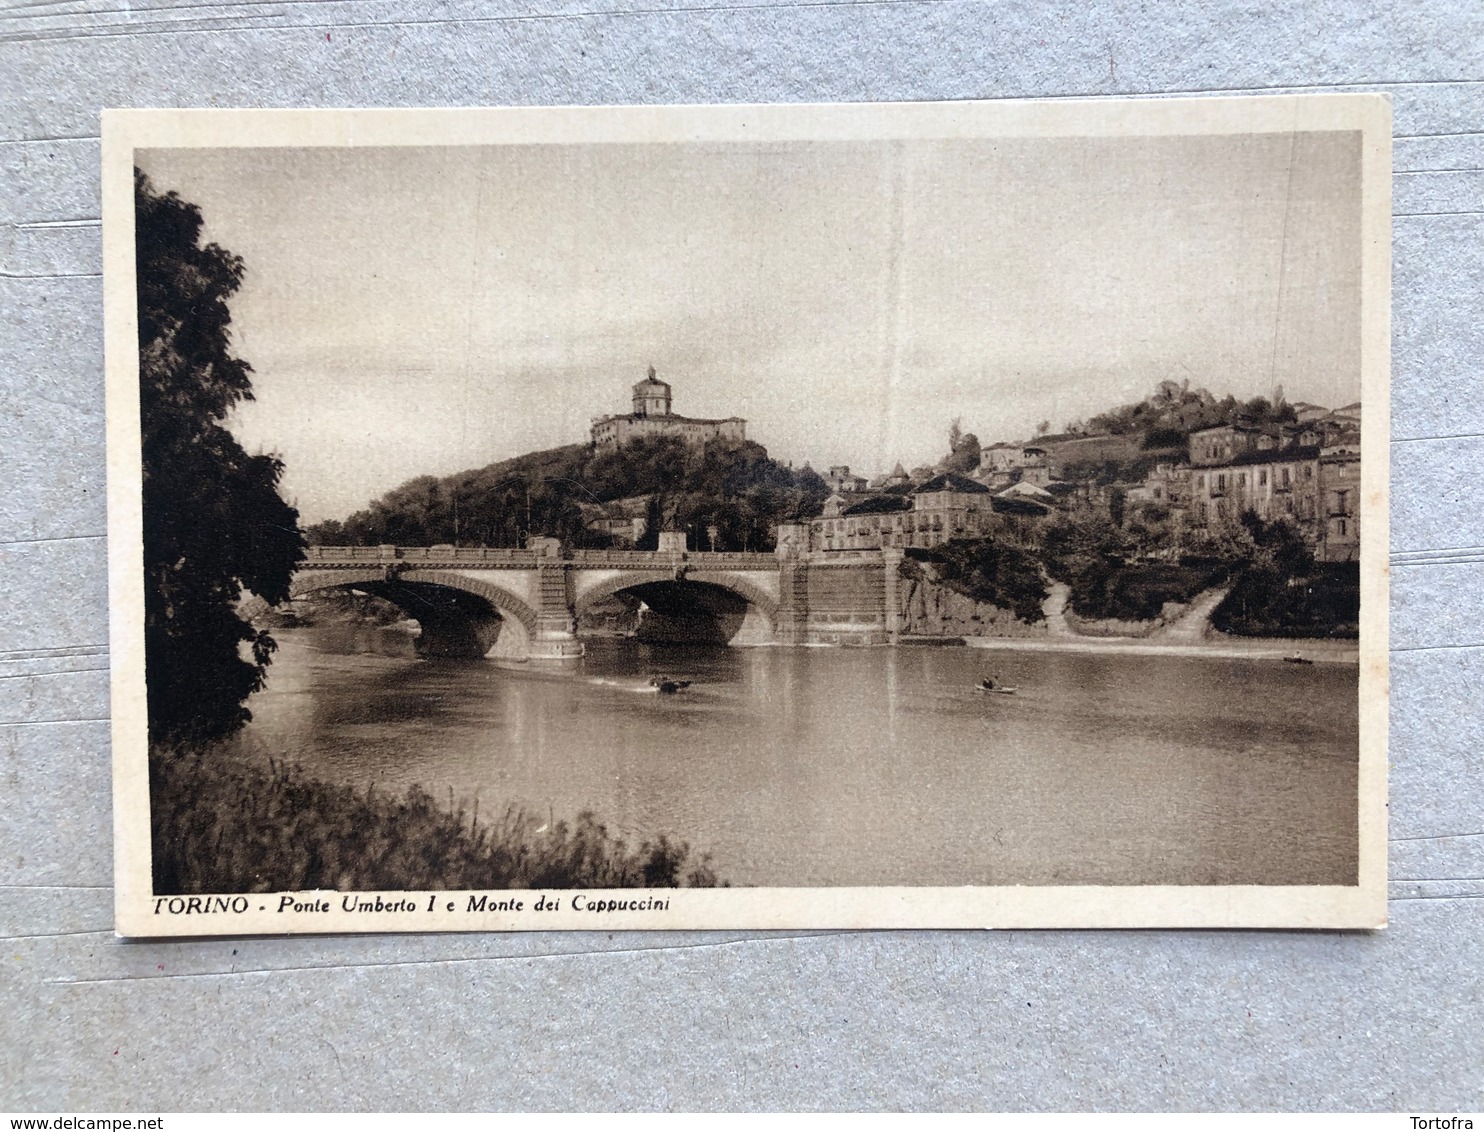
[976,676,1017,695]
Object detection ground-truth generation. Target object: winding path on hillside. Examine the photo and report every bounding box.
[1151,586,1232,642]
[1041,580,1231,642]
[1041,582,1076,637]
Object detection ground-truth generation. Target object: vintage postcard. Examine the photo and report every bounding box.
[104,97,1390,935]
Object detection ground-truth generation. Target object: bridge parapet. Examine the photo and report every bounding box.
[306,546,781,569]
[802,549,896,566]
[305,545,540,565]
[568,549,779,569]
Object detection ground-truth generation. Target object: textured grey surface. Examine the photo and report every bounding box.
[2,0,1481,1111]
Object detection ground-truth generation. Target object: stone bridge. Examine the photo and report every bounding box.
[290,544,904,660]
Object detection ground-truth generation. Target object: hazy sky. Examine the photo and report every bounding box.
[138,132,1362,523]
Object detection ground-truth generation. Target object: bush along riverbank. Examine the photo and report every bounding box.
[897,509,1358,642]
[1211,560,1360,639]
[899,541,1049,637]
[1060,560,1229,626]
[150,748,724,893]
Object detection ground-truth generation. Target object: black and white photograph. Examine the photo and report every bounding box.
[105,98,1389,934]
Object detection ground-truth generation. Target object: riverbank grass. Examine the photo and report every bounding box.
[150,748,723,893]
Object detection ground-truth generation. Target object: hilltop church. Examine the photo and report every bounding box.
[590,368,747,450]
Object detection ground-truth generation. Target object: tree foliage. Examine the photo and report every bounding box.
[137,170,305,747]
[944,431,981,474]
[151,750,722,893]
[1044,505,1230,622]
[1085,382,1297,441]
[919,538,1047,623]
[1210,513,1358,638]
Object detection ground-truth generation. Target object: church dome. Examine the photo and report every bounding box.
[631,366,673,417]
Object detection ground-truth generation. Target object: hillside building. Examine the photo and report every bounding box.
[809,472,998,552]
[578,495,654,546]
[812,494,912,552]
[1189,445,1322,530]
[1319,436,1361,562]
[962,398,1363,561]
[826,465,870,494]
[1018,455,1052,486]
[980,442,1030,474]
[1188,423,1269,467]
[869,462,912,490]
[1185,427,1361,561]
[590,368,747,450]
[1125,462,1192,514]
[994,480,1057,515]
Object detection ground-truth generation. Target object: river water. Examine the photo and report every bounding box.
[232,628,1359,886]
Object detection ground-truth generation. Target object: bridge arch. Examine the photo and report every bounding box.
[288,567,543,658]
[574,570,778,627]
[397,569,542,636]
[679,571,780,627]
[573,568,779,646]
[291,567,541,636]
[290,566,388,599]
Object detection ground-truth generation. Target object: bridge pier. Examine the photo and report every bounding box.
[882,548,904,645]
[529,618,583,659]
[776,559,810,646]
[530,562,583,660]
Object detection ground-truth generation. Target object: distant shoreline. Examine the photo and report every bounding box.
[955,634,1358,665]
[282,621,1360,665]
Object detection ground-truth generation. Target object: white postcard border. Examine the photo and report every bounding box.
[104,97,1390,936]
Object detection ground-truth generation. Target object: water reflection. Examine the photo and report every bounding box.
[233,628,1359,887]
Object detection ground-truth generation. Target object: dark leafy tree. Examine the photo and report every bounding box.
[944,431,981,474]
[635,494,666,551]
[304,518,348,545]
[136,169,305,747]
[793,464,828,499]
[922,538,1047,623]
[1211,513,1357,638]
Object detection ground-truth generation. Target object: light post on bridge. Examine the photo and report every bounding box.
[482,474,533,549]
[486,473,603,550]
[540,475,605,550]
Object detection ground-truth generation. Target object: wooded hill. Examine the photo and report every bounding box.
[1020,382,1300,485]
[306,435,829,553]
